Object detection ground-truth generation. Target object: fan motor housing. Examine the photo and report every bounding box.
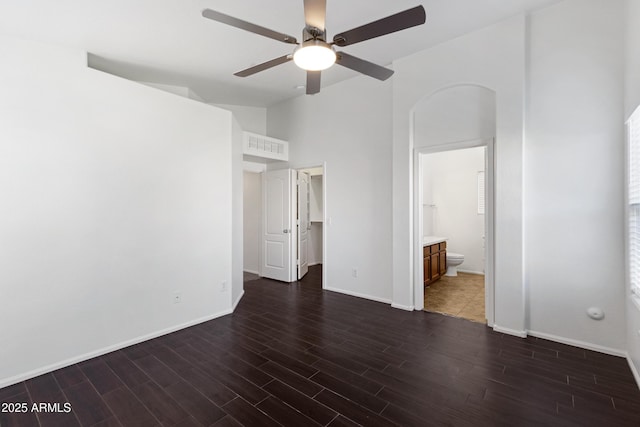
[303,26,327,42]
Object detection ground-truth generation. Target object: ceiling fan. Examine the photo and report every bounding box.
[201,1,426,95]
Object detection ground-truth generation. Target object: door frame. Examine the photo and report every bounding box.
[296,170,310,280]
[295,163,327,290]
[413,138,495,327]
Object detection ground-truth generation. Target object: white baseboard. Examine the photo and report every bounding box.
[391,303,415,311]
[626,353,640,390]
[0,309,232,389]
[493,325,528,338]
[527,330,626,357]
[243,269,259,275]
[457,269,485,275]
[324,286,392,305]
[232,290,245,311]
[308,262,322,267]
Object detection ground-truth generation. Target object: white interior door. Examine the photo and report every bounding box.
[262,169,292,282]
[297,171,310,279]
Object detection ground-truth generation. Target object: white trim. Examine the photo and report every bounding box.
[391,303,415,311]
[457,269,485,275]
[322,162,328,291]
[527,330,626,357]
[626,353,640,390]
[493,325,527,338]
[324,286,392,305]
[243,160,267,173]
[232,290,245,311]
[308,262,322,267]
[0,309,233,389]
[290,169,297,282]
[243,269,260,275]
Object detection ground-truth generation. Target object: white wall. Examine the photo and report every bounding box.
[414,85,496,145]
[625,0,640,378]
[309,223,323,266]
[423,147,486,273]
[393,14,526,323]
[525,0,626,352]
[215,103,267,135]
[140,82,190,98]
[231,117,244,308]
[243,171,262,274]
[268,0,629,356]
[268,76,393,303]
[625,0,640,119]
[139,82,205,102]
[0,35,235,386]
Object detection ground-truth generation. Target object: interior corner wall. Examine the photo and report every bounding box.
[232,117,244,308]
[625,0,640,374]
[215,103,267,135]
[139,81,191,98]
[525,0,626,352]
[0,35,234,386]
[392,14,526,326]
[625,0,640,119]
[267,76,394,303]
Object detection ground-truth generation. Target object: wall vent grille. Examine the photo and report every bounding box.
[243,132,289,161]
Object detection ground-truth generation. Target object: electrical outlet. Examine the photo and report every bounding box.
[173,292,181,304]
[352,268,358,278]
[221,281,227,292]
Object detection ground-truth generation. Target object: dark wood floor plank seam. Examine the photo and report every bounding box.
[56,377,84,427]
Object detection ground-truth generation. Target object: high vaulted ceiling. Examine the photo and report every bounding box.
[0,0,562,106]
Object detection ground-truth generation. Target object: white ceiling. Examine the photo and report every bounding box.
[0,0,562,106]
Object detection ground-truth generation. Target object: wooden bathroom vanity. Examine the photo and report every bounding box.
[423,237,447,288]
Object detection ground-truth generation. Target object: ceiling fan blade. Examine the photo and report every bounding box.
[335,52,394,81]
[234,55,292,77]
[333,5,426,47]
[306,71,321,94]
[202,9,298,44]
[303,0,327,31]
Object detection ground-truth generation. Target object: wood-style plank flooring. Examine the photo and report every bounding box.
[2,265,640,426]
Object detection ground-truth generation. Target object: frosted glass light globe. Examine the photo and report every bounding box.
[293,41,336,71]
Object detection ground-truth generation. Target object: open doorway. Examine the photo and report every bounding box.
[414,138,495,326]
[242,163,265,283]
[246,164,326,287]
[421,145,488,323]
[297,166,324,286]
[410,83,496,326]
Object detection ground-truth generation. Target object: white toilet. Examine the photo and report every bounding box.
[445,252,465,276]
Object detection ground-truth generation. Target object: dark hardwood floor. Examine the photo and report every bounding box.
[2,265,640,426]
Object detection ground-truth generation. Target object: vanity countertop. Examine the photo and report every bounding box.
[423,236,447,246]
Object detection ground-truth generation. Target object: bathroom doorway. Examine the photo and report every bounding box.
[414,139,495,326]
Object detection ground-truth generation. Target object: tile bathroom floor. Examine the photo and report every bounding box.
[424,272,486,323]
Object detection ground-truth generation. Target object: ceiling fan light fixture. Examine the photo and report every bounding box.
[293,40,336,71]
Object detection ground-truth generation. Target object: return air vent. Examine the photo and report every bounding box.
[243,132,289,161]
